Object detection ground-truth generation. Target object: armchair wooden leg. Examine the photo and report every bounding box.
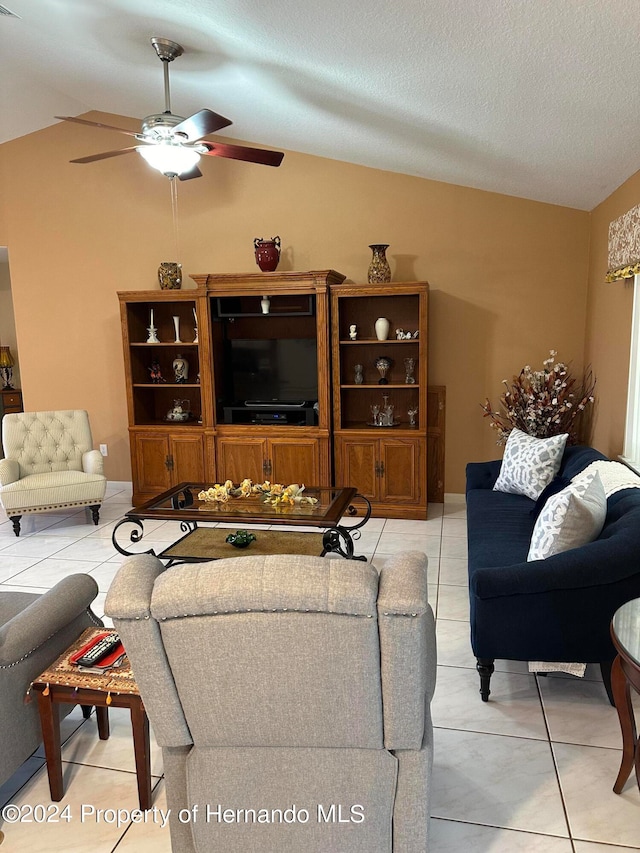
[10,515,21,536]
[477,657,495,701]
[90,505,100,525]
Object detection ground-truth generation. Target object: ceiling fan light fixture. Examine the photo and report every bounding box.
[138,144,200,177]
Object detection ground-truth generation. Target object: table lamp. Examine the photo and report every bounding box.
[0,346,15,389]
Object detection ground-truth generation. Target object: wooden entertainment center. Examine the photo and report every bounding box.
[118,271,430,518]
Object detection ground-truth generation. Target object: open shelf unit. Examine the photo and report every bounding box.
[331,282,428,518]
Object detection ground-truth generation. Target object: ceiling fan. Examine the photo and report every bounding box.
[56,37,284,180]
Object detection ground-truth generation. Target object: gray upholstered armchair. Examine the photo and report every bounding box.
[0,410,107,535]
[0,574,102,788]
[105,551,436,853]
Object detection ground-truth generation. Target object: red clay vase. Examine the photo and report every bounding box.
[254,236,281,272]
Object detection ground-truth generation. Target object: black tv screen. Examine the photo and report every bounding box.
[225,338,318,403]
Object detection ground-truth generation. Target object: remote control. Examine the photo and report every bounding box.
[75,633,122,667]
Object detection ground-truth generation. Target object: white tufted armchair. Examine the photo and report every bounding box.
[0,410,107,536]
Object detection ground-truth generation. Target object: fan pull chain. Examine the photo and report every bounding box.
[170,177,181,262]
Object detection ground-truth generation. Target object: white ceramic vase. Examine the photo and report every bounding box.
[172,315,182,343]
[375,317,390,341]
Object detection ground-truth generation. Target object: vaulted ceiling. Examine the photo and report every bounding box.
[3,0,640,210]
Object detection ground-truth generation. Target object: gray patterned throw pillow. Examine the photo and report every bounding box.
[493,428,568,500]
[527,470,606,561]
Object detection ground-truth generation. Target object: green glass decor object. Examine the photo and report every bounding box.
[225,529,257,548]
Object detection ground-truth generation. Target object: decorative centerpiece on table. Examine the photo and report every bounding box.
[481,350,596,444]
[198,479,318,507]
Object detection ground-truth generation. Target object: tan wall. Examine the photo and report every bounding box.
[584,168,640,459]
[0,113,591,493]
[0,260,21,389]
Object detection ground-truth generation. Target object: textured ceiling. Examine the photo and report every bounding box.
[2,0,640,210]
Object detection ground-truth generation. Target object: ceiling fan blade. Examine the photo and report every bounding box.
[70,147,140,164]
[202,141,284,167]
[56,116,140,138]
[178,165,203,181]
[172,109,233,141]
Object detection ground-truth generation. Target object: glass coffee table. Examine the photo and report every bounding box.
[112,483,371,564]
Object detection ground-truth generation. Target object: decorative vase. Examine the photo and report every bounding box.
[254,236,281,272]
[375,317,390,341]
[367,244,391,283]
[172,316,182,343]
[376,356,392,385]
[354,364,364,385]
[158,262,182,290]
[173,354,189,383]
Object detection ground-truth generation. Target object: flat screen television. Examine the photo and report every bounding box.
[224,338,318,404]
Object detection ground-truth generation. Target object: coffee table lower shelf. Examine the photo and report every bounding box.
[160,527,325,562]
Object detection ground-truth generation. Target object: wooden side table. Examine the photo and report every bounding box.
[0,388,22,457]
[31,628,152,810]
[610,598,640,795]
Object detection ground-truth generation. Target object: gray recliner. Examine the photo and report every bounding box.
[105,551,436,853]
[0,574,102,788]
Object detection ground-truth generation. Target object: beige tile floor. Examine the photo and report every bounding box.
[0,485,638,851]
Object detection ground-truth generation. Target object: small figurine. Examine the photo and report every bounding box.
[408,405,418,426]
[148,361,165,383]
[395,328,405,340]
[349,324,358,340]
[404,357,416,384]
[412,330,419,339]
[354,364,364,384]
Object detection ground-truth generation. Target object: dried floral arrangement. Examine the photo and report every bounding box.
[481,350,596,445]
[198,479,318,507]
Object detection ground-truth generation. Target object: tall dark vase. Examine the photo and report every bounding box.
[254,236,281,272]
[367,244,391,283]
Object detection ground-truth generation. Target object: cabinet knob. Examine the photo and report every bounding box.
[165,455,174,471]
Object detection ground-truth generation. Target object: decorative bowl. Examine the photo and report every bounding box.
[225,530,257,549]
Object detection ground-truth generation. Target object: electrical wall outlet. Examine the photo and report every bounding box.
[99,444,108,457]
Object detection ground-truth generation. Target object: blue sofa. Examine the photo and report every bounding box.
[466,445,640,702]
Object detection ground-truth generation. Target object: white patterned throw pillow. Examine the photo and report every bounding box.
[527,470,606,561]
[493,429,568,500]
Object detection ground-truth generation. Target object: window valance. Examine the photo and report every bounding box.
[607,203,640,282]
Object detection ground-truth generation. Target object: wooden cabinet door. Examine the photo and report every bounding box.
[216,437,266,484]
[335,437,378,500]
[133,433,171,495]
[269,438,320,485]
[169,433,206,485]
[380,438,422,504]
